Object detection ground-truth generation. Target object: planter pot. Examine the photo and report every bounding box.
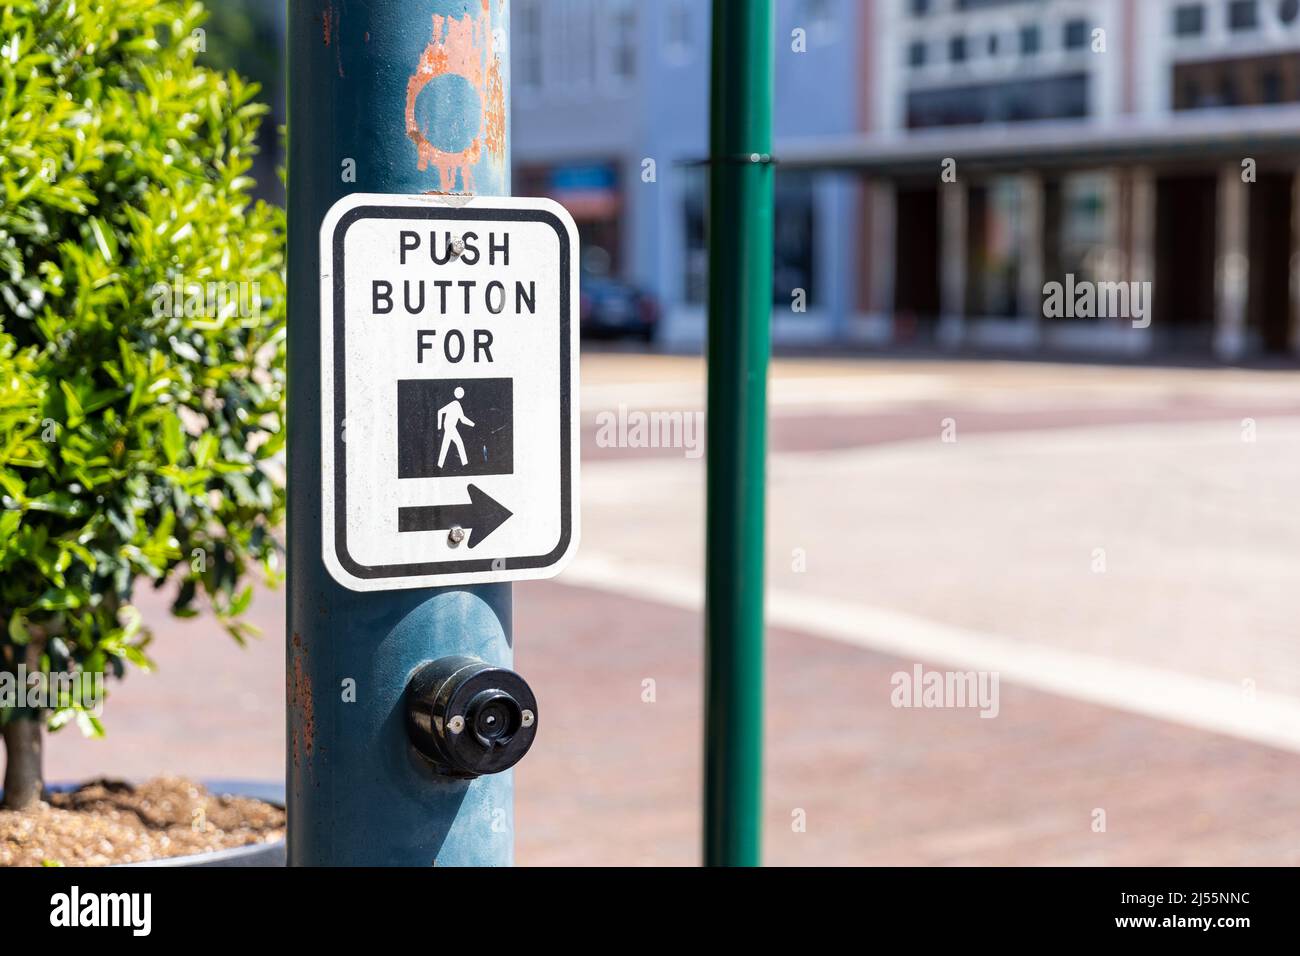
[3,778,286,868]
[120,779,285,867]
[119,838,285,867]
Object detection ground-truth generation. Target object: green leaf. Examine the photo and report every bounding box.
[8,610,29,645]
[161,412,184,465]
[230,583,253,616]
[88,216,117,263]
[75,710,106,738]
[194,431,218,468]
[59,381,84,428]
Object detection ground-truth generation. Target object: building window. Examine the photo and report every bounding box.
[665,0,692,61]
[987,33,999,56]
[1261,69,1283,102]
[682,169,708,305]
[607,1,637,85]
[564,0,596,89]
[802,0,836,43]
[1173,52,1300,109]
[540,162,623,276]
[773,174,817,310]
[1043,173,1113,314]
[1228,0,1259,31]
[1219,74,1240,105]
[906,73,1090,128]
[516,0,543,93]
[1020,25,1040,56]
[1173,4,1205,36]
[950,35,968,64]
[908,40,928,68]
[1282,0,1300,25]
[966,177,1024,319]
[1063,19,1089,50]
[682,172,816,308]
[909,0,931,16]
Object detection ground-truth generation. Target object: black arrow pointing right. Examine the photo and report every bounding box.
[397,484,513,548]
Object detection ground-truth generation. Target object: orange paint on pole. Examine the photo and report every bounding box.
[404,2,505,194]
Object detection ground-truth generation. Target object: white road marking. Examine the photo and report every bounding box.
[561,550,1300,754]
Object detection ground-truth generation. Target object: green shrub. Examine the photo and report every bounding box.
[0,0,285,807]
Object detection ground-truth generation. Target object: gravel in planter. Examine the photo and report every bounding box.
[0,776,284,867]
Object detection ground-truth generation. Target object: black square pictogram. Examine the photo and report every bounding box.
[397,378,514,479]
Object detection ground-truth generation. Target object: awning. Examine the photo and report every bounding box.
[775,105,1300,177]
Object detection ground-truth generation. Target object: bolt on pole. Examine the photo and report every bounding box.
[287,0,514,866]
[703,0,775,867]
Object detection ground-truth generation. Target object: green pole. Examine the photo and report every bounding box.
[704,0,774,867]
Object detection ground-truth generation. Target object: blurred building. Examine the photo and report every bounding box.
[510,0,865,347]
[783,0,1300,359]
[514,0,1300,359]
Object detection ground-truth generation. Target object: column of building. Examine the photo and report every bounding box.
[1215,165,1250,360]
[1018,173,1045,348]
[938,180,967,349]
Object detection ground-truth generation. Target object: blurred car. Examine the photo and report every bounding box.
[580,266,659,343]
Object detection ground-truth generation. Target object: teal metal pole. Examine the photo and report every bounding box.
[704,0,774,867]
[287,0,514,865]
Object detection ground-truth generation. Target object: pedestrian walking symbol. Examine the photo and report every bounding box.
[398,378,514,479]
[437,386,474,468]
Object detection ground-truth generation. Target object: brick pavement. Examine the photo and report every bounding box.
[514,582,1300,866]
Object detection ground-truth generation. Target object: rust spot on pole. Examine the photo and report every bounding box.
[404,0,506,194]
[484,43,505,161]
[290,632,316,766]
[321,3,344,76]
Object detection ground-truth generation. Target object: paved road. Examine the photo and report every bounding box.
[46,353,1300,865]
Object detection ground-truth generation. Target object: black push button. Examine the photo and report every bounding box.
[405,656,538,778]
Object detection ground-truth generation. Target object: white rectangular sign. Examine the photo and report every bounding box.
[319,194,579,591]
